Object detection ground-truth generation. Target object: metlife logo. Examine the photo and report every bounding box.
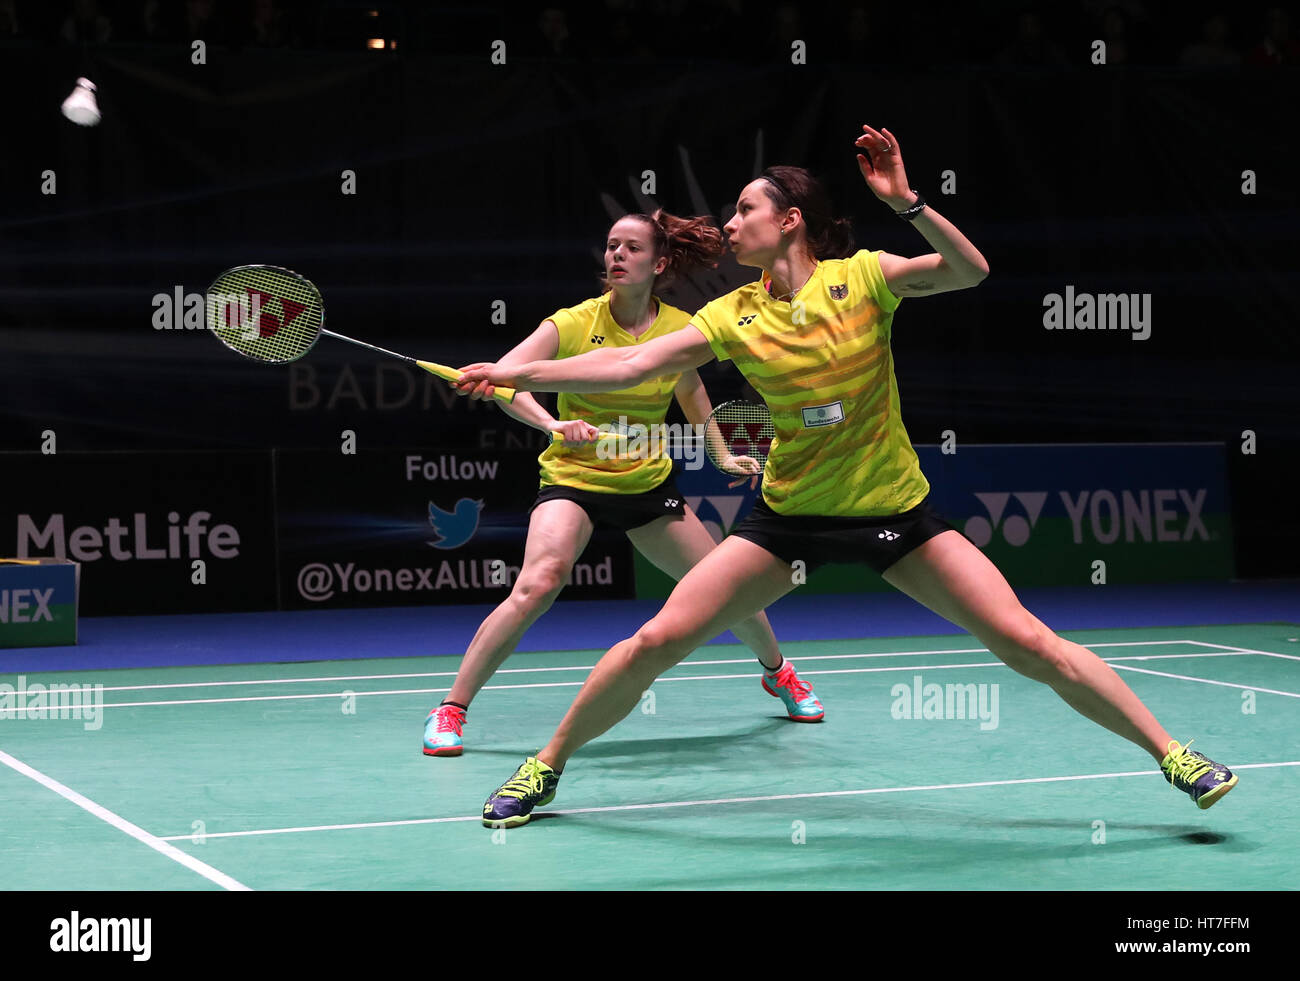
[15,511,240,561]
[0,452,277,615]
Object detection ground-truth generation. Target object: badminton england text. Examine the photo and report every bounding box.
[14,512,239,561]
[50,912,149,961]
[0,676,104,730]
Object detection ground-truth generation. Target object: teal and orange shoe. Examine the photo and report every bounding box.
[761,660,824,722]
[422,704,466,757]
[1161,740,1237,809]
[482,757,560,828]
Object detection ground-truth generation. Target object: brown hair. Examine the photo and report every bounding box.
[759,166,855,260]
[601,209,724,291]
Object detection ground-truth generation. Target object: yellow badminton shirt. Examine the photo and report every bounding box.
[691,249,930,516]
[537,293,688,493]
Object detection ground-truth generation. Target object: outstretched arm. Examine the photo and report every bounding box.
[464,320,601,444]
[455,325,716,398]
[486,320,563,432]
[854,124,990,297]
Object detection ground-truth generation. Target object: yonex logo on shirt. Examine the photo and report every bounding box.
[737,315,756,326]
[591,334,605,344]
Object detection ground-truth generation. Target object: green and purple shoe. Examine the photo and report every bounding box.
[482,757,560,828]
[1161,740,1237,809]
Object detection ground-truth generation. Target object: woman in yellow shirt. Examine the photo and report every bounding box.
[424,209,823,757]
[459,125,1237,826]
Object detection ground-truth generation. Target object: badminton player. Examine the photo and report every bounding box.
[456,125,1237,825]
[423,209,824,757]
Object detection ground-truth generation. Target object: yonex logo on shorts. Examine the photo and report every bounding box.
[737,315,756,326]
[664,498,679,508]
[877,530,900,541]
[800,401,844,428]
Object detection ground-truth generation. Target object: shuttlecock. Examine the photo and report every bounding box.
[61,77,101,127]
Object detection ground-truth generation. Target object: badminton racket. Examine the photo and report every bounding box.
[701,400,773,487]
[205,264,622,448]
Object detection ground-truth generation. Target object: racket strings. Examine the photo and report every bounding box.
[706,401,775,473]
[207,266,324,364]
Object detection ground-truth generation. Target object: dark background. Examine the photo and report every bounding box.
[1,0,1297,576]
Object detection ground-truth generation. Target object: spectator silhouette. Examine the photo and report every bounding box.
[1179,13,1241,67]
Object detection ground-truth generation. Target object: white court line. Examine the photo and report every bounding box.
[0,748,250,890]
[11,640,1207,695]
[1110,664,1300,698]
[1183,640,1300,663]
[156,760,1300,841]
[65,651,1258,711]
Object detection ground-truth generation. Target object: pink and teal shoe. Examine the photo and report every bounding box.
[423,704,466,757]
[762,660,824,722]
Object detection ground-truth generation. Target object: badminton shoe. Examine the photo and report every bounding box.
[762,660,824,722]
[423,704,466,757]
[482,757,560,828]
[1161,740,1237,809]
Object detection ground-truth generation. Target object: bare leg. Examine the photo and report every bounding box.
[538,537,797,771]
[625,508,784,670]
[443,500,593,707]
[882,530,1173,762]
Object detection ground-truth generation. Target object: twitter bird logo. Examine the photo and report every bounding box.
[428,498,484,549]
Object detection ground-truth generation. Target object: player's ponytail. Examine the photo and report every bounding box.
[646,209,724,285]
[759,166,856,260]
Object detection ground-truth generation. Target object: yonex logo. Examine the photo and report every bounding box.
[591,334,606,344]
[686,495,747,545]
[737,315,756,326]
[964,492,1047,548]
[966,488,1210,548]
[245,289,306,339]
[877,530,900,541]
[664,498,679,508]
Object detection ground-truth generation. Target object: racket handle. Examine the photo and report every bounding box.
[549,430,628,446]
[416,360,517,403]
